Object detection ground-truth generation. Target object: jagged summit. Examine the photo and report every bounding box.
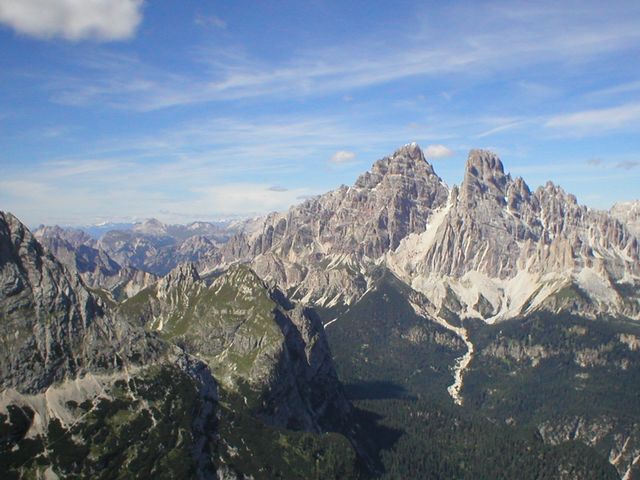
[158,262,201,297]
[166,262,200,282]
[219,263,265,287]
[35,224,93,247]
[466,149,505,174]
[354,142,438,189]
[461,149,511,206]
[395,141,424,160]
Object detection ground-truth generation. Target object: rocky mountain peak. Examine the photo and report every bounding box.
[1,214,50,300]
[535,182,580,214]
[467,148,505,174]
[34,224,93,247]
[158,262,200,296]
[394,142,425,163]
[461,149,511,207]
[173,261,201,281]
[212,264,268,296]
[355,143,439,189]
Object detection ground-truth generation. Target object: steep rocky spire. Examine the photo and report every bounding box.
[461,149,511,207]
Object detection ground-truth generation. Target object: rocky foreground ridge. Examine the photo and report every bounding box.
[0,211,219,477]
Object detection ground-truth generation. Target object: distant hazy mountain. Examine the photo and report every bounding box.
[33,224,158,300]
[81,221,136,239]
[33,218,238,281]
[611,200,640,238]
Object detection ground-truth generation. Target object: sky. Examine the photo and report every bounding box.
[0,0,639,227]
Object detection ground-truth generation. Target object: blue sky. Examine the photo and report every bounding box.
[0,0,639,226]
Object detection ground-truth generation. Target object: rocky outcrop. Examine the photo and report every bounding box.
[1,212,167,393]
[539,417,640,479]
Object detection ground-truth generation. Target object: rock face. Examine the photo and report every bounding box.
[244,142,448,259]
[0,211,219,478]
[119,262,352,433]
[1,213,165,393]
[388,149,639,321]
[538,417,640,480]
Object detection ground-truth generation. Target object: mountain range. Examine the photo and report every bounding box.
[3,143,640,478]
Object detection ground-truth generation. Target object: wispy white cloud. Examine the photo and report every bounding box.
[40,2,640,111]
[40,125,76,139]
[329,150,357,164]
[168,184,311,218]
[516,81,560,100]
[0,0,144,41]
[424,144,454,159]
[45,158,134,178]
[195,13,226,29]
[588,80,640,98]
[474,119,528,138]
[545,103,640,133]
[0,115,369,224]
[0,176,314,226]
